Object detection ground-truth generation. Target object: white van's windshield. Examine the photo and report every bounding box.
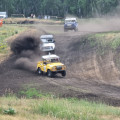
[0,12,6,15]
[41,38,54,43]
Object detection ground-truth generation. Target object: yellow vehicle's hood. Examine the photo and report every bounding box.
[47,62,64,67]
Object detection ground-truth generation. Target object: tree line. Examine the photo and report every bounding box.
[0,0,119,18]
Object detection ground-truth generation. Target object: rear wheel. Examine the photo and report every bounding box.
[47,70,53,77]
[37,68,42,75]
[61,71,66,77]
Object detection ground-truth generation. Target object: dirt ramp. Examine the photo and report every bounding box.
[65,36,120,85]
[69,53,120,85]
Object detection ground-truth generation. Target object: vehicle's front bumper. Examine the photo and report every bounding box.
[64,26,76,30]
[52,70,66,74]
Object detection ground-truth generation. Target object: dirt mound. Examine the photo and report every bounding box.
[66,36,120,85]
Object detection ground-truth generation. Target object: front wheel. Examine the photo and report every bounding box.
[47,70,53,77]
[37,68,42,75]
[61,71,66,77]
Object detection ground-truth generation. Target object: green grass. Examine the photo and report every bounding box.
[3,108,16,115]
[0,95,120,120]
[32,98,120,120]
[86,32,120,56]
[0,24,27,53]
[1,88,120,120]
[89,32,120,49]
[19,88,51,98]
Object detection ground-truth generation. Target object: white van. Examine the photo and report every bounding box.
[0,12,7,19]
[40,35,55,53]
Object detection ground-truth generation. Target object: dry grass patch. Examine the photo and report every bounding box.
[0,95,120,120]
[0,97,60,120]
[4,18,63,25]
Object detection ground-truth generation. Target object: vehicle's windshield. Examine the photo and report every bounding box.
[44,58,60,63]
[51,58,59,62]
[41,38,54,43]
[48,39,54,43]
[65,20,76,23]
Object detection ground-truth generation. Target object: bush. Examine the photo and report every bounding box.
[4,108,16,115]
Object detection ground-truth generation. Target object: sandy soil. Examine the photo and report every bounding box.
[1,19,120,106]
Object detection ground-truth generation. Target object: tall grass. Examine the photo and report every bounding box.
[89,32,120,50]
[0,89,120,120]
[86,32,120,56]
[32,98,120,120]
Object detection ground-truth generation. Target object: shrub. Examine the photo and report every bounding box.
[4,108,16,115]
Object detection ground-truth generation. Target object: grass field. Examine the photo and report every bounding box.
[0,93,120,120]
[89,32,120,49]
[79,32,120,56]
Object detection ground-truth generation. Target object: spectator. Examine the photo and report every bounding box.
[33,14,36,18]
[31,14,33,18]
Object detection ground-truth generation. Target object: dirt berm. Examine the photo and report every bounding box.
[1,20,120,106]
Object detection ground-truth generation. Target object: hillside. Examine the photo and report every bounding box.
[1,18,120,120]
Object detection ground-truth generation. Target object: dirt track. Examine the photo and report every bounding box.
[1,20,120,106]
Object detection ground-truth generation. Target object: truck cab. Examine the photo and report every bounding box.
[0,12,7,19]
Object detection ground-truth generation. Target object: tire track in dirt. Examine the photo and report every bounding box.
[0,24,120,106]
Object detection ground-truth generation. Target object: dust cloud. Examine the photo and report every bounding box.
[10,33,42,72]
[65,13,120,33]
[77,17,120,33]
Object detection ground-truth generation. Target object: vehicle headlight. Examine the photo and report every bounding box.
[63,65,66,69]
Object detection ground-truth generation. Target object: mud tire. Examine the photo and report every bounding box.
[37,68,42,75]
[47,70,53,77]
[61,71,66,77]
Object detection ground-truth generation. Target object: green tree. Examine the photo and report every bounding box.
[0,0,119,18]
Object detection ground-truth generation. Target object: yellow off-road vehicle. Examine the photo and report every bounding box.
[37,54,66,77]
